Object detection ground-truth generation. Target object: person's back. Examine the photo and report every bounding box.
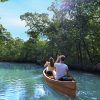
[46,62,54,71]
[54,63,68,80]
[53,55,69,80]
[44,57,54,75]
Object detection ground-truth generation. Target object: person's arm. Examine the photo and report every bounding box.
[54,66,56,71]
[53,63,56,79]
[44,61,49,67]
[55,56,60,63]
[54,63,57,71]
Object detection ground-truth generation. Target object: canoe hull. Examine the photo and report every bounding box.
[43,69,76,98]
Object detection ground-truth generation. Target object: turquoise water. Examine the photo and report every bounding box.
[0,63,100,100]
[74,71,100,100]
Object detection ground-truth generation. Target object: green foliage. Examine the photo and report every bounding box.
[0,24,24,62]
[0,0,99,66]
[20,12,50,40]
[0,0,8,2]
[45,0,100,65]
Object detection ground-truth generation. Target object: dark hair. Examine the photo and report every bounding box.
[60,55,65,62]
[49,57,54,67]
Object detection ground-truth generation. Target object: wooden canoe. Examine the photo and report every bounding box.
[43,69,76,98]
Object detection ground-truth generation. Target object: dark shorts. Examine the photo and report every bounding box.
[59,76,72,81]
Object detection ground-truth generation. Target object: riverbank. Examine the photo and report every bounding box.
[69,64,100,74]
[0,61,99,74]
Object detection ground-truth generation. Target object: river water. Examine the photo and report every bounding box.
[0,63,99,100]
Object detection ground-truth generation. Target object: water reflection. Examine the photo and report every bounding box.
[72,71,100,100]
[34,84,46,99]
[0,80,25,100]
[0,63,70,100]
[0,63,100,100]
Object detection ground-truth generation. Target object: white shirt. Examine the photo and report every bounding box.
[54,63,68,80]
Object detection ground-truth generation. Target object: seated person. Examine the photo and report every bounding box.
[44,57,54,76]
[53,55,70,80]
